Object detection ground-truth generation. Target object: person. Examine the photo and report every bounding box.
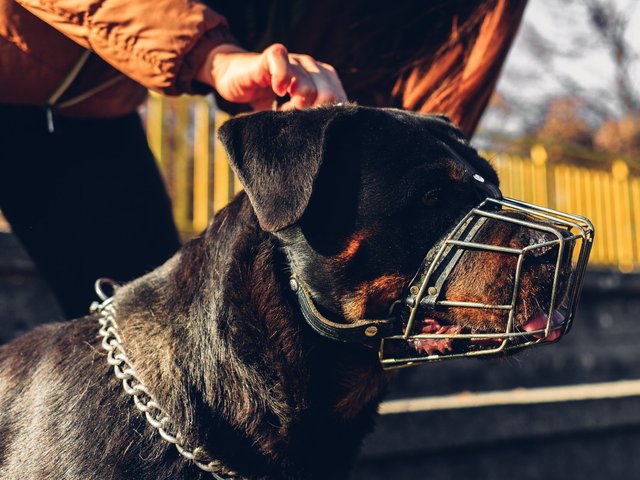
[0,0,347,319]
[1,0,527,320]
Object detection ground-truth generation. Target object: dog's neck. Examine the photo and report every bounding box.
[112,193,386,479]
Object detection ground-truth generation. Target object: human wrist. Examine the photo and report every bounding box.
[196,43,247,87]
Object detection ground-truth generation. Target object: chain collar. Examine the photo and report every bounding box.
[91,279,243,480]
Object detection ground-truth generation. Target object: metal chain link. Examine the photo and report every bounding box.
[91,279,243,480]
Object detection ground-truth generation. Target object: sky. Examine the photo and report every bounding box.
[478,0,640,137]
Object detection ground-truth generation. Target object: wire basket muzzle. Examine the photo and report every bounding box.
[379,197,594,370]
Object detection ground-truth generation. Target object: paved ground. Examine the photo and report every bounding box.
[2,232,640,479]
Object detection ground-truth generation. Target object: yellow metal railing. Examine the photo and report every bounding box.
[145,93,237,234]
[145,94,637,272]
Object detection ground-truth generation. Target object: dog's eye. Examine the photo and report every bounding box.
[421,189,441,208]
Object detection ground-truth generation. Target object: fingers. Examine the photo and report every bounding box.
[286,57,319,108]
[211,43,346,109]
[263,44,293,97]
[260,44,347,110]
[316,62,347,103]
[292,55,347,107]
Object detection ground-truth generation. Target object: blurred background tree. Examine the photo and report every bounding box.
[478,0,639,170]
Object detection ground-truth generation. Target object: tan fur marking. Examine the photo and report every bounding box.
[342,274,407,321]
[336,233,365,263]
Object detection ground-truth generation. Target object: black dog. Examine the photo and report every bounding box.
[0,105,559,479]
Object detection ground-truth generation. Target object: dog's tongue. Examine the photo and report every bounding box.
[522,310,565,341]
[412,310,566,355]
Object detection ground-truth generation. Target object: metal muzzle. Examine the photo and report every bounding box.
[379,197,594,369]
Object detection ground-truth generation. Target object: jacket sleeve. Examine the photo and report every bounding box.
[15,0,239,95]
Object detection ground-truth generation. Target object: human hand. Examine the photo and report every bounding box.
[196,43,347,111]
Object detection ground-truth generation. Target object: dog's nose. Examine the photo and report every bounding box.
[527,231,557,257]
[508,228,559,258]
[527,227,574,259]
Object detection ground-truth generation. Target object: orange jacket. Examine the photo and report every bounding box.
[0,0,237,117]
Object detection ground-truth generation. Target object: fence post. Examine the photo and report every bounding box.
[193,99,211,232]
[146,92,164,166]
[213,111,231,213]
[612,159,633,272]
[172,98,191,233]
[631,178,640,265]
[530,144,549,207]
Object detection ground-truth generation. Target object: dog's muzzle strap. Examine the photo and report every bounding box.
[289,275,396,346]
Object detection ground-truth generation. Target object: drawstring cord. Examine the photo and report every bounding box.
[44,50,123,132]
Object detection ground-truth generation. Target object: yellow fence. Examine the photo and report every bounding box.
[145,93,238,234]
[146,94,638,272]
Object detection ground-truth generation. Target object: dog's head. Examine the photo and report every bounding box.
[219,105,589,365]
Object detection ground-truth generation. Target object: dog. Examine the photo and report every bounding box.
[0,105,571,479]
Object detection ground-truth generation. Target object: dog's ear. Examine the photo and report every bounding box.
[218,107,350,232]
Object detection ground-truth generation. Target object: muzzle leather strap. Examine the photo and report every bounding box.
[289,275,396,346]
[412,215,488,308]
[406,175,502,308]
